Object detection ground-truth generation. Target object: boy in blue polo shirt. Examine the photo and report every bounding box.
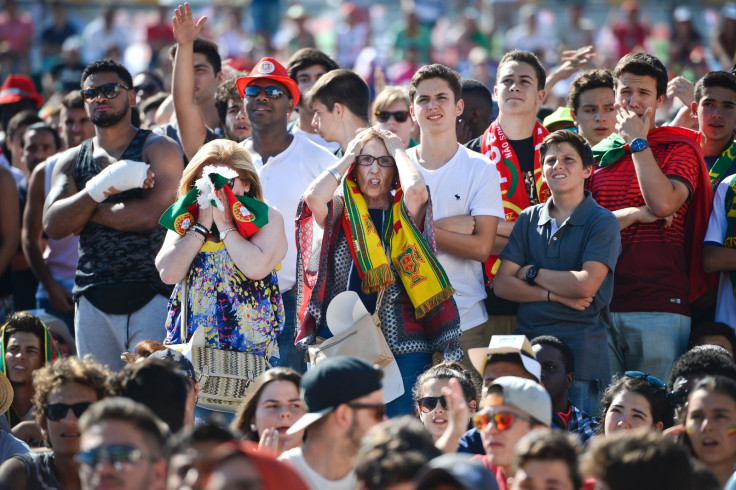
[494,130,621,413]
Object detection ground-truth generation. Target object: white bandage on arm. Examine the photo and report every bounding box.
[85,159,150,203]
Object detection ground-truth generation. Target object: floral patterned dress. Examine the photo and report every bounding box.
[164,241,284,359]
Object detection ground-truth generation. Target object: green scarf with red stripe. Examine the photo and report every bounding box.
[159,168,268,238]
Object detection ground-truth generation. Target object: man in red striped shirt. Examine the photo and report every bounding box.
[588,52,713,383]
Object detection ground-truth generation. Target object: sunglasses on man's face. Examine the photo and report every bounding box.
[472,411,532,431]
[75,444,157,472]
[44,401,93,421]
[80,83,130,102]
[417,396,449,413]
[375,110,410,123]
[346,402,386,421]
[243,85,285,99]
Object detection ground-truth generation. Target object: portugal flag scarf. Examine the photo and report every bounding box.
[159,168,268,239]
[480,120,549,281]
[342,173,454,318]
[723,178,736,298]
[695,132,736,190]
[0,317,59,427]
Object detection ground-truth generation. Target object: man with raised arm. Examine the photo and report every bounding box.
[43,59,183,371]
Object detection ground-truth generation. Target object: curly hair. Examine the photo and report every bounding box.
[32,355,112,427]
[598,374,673,432]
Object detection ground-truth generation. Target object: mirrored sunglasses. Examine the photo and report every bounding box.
[375,110,410,123]
[625,371,665,388]
[44,401,92,421]
[243,85,285,99]
[417,395,448,413]
[355,154,396,167]
[81,83,130,102]
[75,444,156,471]
[472,411,532,431]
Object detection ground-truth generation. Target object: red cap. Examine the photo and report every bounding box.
[0,75,43,107]
[235,58,301,106]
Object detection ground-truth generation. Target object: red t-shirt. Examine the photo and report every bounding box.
[472,455,510,490]
[588,141,700,315]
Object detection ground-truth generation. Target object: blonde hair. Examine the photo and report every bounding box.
[178,139,263,201]
[372,86,410,119]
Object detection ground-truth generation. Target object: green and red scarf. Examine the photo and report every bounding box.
[342,173,454,318]
[590,126,716,303]
[480,120,549,282]
[159,169,268,238]
[0,317,60,427]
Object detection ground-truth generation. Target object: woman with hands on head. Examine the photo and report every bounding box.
[155,139,286,384]
[296,127,462,417]
[231,368,306,455]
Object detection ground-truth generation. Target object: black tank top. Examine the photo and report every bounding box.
[72,130,170,306]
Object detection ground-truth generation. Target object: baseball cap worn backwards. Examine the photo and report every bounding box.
[286,356,382,435]
[484,376,552,427]
[235,57,301,106]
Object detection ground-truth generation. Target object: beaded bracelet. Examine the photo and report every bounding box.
[187,231,204,243]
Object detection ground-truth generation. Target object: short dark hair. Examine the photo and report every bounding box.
[286,48,339,81]
[2,312,47,350]
[409,64,462,102]
[667,345,736,391]
[531,335,575,374]
[139,92,168,116]
[81,58,133,89]
[214,76,243,125]
[112,358,189,434]
[168,420,236,457]
[568,69,614,115]
[23,122,61,151]
[231,367,302,441]
[168,38,222,75]
[133,69,164,90]
[582,431,694,490]
[460,79,493,121]
[694,71,736,104]
[308,69,370,123]
[61,91,85,110]
[412,362,478,410]
[540,129,594,169]
[613,52,668,98]
[6,110,42,142]
[598,375,673,431]
[497,50,546,91]
[689,321,736,354]
[513,430,582,490]
[355,416,441,490]
[33,356,112,428]
[79,397,170,458]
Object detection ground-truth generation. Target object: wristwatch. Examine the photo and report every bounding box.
[629,138,650,153]
[525,265,539,286]
[219,227,237,241]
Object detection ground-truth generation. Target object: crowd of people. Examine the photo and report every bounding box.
[2,0,736,488]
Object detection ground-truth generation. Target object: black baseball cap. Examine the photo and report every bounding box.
[287,356,382,435]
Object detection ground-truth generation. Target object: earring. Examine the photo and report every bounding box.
[250,424,257,432]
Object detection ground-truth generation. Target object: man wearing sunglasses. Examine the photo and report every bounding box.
[0,356,111,489]
[280,356,385,490]
[43,58,184,372]
[77,397,168,490]
[472,376,551,490]
[236,57,337,375]
[308,69,371,157]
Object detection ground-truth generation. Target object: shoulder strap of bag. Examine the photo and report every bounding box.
[180,281,188,341]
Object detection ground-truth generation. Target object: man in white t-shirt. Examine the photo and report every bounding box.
[704,174,736,326]
[279,357,385,490]
[405,64,504,366]
[236,58,337,374]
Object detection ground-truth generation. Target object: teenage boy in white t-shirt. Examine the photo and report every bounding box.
[406,64,504,365]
